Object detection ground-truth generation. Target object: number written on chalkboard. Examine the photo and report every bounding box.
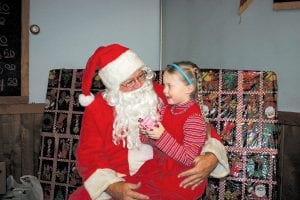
[0,0,21,96]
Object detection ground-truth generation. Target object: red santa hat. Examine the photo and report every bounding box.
[79,43,145,106]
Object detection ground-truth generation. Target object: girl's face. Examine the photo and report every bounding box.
[163,71,193,105]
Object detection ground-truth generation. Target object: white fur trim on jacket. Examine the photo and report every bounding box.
[128,143,154,175]
[84,169,125,200]
[98,50,145,90]
[201,137,230,178]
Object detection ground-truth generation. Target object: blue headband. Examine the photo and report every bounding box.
[169,63,193,85]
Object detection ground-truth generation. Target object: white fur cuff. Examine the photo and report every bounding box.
[202,138,230,178]
[84,168,125,200]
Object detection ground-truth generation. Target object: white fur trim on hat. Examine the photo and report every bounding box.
[79,93,95,107]
[98,50,145,90]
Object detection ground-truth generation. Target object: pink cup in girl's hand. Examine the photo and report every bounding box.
[138,116,157,131]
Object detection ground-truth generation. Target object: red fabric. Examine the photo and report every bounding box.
[76,95,129,180]
[69,186,92,200]
[159,103,205,167]
[153,83,167,104]
[209,123,222,142]
[82,44,128,96]
[95,44,128,69]
[72,83,216,199]
[128,158,207,200]
[150,103,207,199]
[154,106,206,166]
[137,101,207,199]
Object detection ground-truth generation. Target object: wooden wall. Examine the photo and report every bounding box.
[278,111,300,200]
[0,104,44,180]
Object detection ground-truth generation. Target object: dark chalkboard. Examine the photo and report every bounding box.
[0,0,21,96]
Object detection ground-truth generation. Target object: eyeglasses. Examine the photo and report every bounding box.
[121,71,147,88]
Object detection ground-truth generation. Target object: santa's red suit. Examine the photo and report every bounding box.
[70,84,228,200]
[69,43,229,200]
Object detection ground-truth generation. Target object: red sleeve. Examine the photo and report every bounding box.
[75,97,112,181]
[155,114,207,166]
[153,82,167,104]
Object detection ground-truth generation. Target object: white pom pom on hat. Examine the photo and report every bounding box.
[78,93,95,107]
[79,43,145,107]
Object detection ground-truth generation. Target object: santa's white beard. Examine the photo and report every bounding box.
[103,80,160,149]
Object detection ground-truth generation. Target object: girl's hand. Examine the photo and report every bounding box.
[147,122,165,140]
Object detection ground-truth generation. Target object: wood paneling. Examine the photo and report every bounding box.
[0,104,44,180]
[0,103,45,114]
[278,111,300,200]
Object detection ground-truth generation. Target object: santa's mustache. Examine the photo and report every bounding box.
[110,80,160,148]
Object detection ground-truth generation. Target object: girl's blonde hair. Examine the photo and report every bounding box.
[165,61,203,104]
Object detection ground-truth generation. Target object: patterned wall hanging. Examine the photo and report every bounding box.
[199,69,279,200]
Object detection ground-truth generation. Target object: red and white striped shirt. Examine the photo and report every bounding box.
[141,100,207,166]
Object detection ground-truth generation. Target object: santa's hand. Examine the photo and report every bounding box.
[106,181,149,200]
[178,153,217,190]
[147,122,164,140]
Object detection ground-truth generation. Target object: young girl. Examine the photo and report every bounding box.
[139,61,208,199]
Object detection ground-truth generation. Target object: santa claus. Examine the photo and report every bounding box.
[70,43,229,200]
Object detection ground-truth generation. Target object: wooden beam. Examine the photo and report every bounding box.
[273,1,300,10]
[21,0,29,97]
[0,96,28,104]
[0,103,45,114]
